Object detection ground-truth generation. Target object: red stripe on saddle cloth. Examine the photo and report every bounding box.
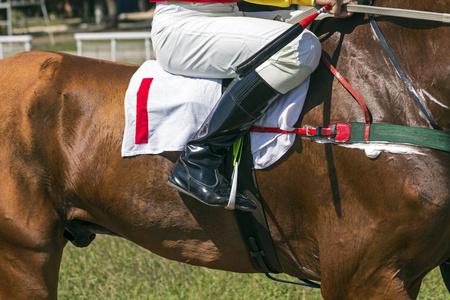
[135,78,153,144]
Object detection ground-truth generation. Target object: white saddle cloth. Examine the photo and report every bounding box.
[121,60,310,169]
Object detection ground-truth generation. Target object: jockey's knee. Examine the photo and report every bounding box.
[256,30,321,94]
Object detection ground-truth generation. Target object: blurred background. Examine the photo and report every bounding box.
[0,0,305,64]
[0,0,155,64]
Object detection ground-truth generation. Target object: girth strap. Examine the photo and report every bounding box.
[251,122,450,152]
[348,122,450,152]
[251,122,352,143]
[229,136,283,274]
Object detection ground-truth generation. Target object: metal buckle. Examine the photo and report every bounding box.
[306,127,314,137]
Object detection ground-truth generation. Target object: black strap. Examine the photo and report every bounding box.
[235,22,305,77]
[369,15,440,130]
[229,135,283,274]
[231,136,322,289]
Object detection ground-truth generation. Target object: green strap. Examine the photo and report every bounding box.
[348,123,450,152]
[233,138,244,167]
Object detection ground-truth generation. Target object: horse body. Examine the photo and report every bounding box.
[0,0,448,299]
[0,52,255,299]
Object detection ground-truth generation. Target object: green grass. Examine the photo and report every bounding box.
[58,236,449,299]
[33,40,77,52]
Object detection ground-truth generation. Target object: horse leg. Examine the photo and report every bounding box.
[440,260,450,293]
[320,255,422,300]
[0,170,65,299]
[0,241,65,299]
[318,217,444,300]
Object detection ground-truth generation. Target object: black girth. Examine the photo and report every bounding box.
[226,135,283,274]
[228,135,320,288]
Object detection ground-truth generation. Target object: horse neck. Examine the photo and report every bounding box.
[369,0,450,129]
[373,0,445,11]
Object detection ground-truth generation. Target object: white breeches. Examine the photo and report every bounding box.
[151,2,321,94]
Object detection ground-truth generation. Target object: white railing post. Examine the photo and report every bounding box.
[77,38,83,56]
[73,32,152,62]
[111,38,116,62]
[145,37,151,61]
[0,35,32,58]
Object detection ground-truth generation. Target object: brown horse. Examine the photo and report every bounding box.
[0,0,448,299]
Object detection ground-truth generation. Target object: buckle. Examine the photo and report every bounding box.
[328,122,351,143]
[306,127,314,137]
[306,126,322,137]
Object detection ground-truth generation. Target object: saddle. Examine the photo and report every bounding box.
[121,59,311,170]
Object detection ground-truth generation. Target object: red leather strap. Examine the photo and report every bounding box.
[320,55,371,142]
[250,126,329,135]
[251,56,370,142]
[250,122,351,143]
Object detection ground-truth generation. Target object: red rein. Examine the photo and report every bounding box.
[251,55,371,143]
[320,55,371,141]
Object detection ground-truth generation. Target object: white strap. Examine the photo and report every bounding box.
[225,164,239,210]
[345,4,450,23]
[288,5,450,24]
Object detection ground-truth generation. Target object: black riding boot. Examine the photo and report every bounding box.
[168,71,279,210]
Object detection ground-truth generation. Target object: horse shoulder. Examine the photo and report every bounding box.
[0,51,69,299]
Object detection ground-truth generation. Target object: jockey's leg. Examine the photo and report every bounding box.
[154,3,321,209]
[168,70,276,210]
[168,34,320,210]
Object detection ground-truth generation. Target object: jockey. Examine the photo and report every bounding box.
[150,0,352,210]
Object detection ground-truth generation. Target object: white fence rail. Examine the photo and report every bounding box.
[74,32,152,62]
[0,34,32,59]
